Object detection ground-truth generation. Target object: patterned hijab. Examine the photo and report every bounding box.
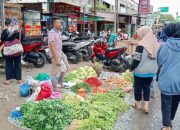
[7,17,20,36]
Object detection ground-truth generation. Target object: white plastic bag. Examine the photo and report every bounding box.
[26,87,41,102]
[27,75,39,86]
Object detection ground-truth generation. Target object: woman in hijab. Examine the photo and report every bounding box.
[131,26,160,114]
[1,18,23,85]
[157,23,180,130]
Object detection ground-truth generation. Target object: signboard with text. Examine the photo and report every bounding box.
[160,7,169,13]
[54,3,80,14]
[139,0,150,14]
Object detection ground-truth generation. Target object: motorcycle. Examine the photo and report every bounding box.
[22,40,45,68]
[62,42,82,64]
[37,41,52,64]
[91,38,131,72]
[62,31,93,61]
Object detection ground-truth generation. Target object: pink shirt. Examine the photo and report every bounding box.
[48,28,62,59]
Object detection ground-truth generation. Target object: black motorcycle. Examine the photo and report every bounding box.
[62,31,93,61]
[62,42,82,64]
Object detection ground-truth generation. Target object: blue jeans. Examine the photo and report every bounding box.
[161,94,180,126]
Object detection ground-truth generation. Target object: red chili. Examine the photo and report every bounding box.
[84,77,102,87]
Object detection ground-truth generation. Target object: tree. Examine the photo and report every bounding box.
[159,14,175,24]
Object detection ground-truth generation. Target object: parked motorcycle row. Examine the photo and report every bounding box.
[0,31,132,72]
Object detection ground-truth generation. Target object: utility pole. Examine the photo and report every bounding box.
[115,0,119,32]
[94,0,96,15]
[94,0,97,34]
[0,0,5,29]
[83,6,86,36]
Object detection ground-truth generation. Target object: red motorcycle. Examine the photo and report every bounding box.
[37,41,52,64]
[22,40,45,68]
[91,38,131,72]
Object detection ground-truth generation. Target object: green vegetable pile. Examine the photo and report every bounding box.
[76,88,129,130]
[21,99,72,130]
[121,70,134,83]
[71,82,92,94]
[62,88,129,130]
[63,93,89,120]
[19,86,129,130]
[64,66,97,82]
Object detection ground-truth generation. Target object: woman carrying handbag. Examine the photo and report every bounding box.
[1,18,24,85]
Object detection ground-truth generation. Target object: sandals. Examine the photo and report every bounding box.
[132,102,142,110]
[144,101,149,114]
[144,108,149,114]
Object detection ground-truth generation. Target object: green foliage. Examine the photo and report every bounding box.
[21,100,72,130]
[91,2,111,12]
[76,88,129,130]
[64,66,97,82]
[159,14,175,23]
[71,82,92,94]
[63,93,90,120]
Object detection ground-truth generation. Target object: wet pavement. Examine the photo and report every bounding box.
[114,93,180,130]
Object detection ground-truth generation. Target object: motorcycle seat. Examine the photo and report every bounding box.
[106,47,127,53]
[62,42,76,47]
[22,41,40,45]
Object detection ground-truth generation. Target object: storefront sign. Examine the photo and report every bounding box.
[55,3,80,14]
[24,10,41,36]
[139,0,150,14]
[54,0,82,6]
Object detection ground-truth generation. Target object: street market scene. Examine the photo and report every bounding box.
[0,0,180,130]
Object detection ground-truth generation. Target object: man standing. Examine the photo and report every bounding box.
[48,19,69,91]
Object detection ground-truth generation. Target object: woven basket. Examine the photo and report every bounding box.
[93,65,103,77]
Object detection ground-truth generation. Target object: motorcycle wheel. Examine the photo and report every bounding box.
[67,52,80,64]
[46,55,52,64]
[33,53,45,68]
[81,48,91,61]
[40,51,52,64]
[118,58,130,72]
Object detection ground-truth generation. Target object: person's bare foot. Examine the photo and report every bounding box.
[4,80,10,85]
[17,80,22,84]
[132,101,142,110]
[53,87,60,92]
[161,127,172,130]
[57,83,64,88]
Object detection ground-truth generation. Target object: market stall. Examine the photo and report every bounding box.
[24,10,42,37]
[8,65,134,130]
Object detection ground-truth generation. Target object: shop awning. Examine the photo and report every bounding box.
[77,16,104,21]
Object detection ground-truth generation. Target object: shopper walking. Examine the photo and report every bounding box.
[131,26,160,114]
[157,23,180,130]
[48,19,69,91]
[1,18,23,85]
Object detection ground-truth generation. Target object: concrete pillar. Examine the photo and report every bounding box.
[0,0,5,29]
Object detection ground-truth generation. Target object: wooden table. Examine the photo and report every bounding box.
[123,40,139,55]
